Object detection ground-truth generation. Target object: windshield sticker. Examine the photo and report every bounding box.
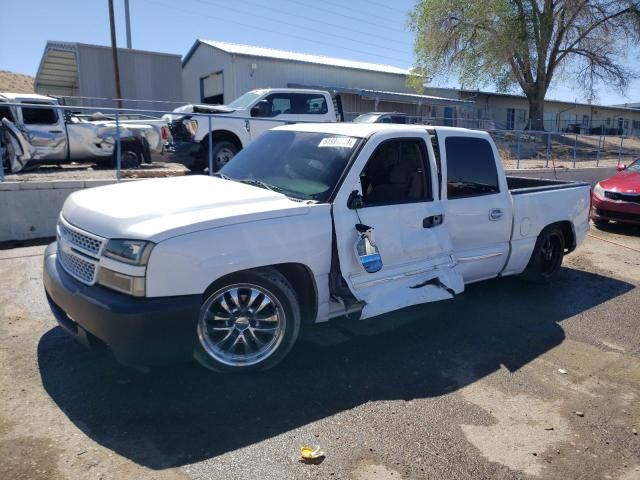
[318,137,357,148]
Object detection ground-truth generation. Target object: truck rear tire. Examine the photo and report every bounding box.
[522,226,565,284]
[194,268,301,373]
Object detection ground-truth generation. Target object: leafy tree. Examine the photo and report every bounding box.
[409,0,640,130]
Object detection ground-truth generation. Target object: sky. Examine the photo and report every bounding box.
[1,0,639,106]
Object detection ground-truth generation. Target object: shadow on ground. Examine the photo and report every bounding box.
[38,267,634,469]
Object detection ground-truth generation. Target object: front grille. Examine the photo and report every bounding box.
[58,219,104,257]
[595,208,640,222]
[58,247,97,284]
[604,191,640,204]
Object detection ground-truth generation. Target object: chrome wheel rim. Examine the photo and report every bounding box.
[197,283,286,367]
[215,148,235,169]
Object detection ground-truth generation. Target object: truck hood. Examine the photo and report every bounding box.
[162,104,239,121]
[62,176,309,242]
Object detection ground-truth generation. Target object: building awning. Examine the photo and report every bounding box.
[288,83,473,107]
[34,42,79,96]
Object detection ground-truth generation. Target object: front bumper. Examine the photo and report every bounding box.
[43,242,202,367]
[166,140,201,166]
[591,194,640,225]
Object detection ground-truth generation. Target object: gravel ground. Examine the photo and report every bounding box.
[1,223,639,480]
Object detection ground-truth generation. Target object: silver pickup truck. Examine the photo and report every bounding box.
[0,92,167,173]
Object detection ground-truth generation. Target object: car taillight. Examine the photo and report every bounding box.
[161,126,168,140]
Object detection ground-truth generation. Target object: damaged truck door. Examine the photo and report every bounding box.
[333,130,464,319]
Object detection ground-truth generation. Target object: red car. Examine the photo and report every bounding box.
[591,159,640,226]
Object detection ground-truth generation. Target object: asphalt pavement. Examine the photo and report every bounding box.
[1,223,639,480]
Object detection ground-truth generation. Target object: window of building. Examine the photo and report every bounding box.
[632,120,640,129]
[360,139,431,205]
[507,108,528,130]
[445,136,500,198]
[582,115,590,127]
[21,103,58,125]
[606,117,611,126]
[623,119,629,129]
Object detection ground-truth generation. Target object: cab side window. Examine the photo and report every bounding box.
[445,136,499,198]
[0,106,15,122]
[21,103,59,125]
[360,139,431,205]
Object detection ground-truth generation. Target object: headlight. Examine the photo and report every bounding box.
[103,239,154,265]
[183,119,198,137]
[593,182,605,199]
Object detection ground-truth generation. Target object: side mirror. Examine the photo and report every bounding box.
[347,190,365,209]
[354,224,382,273]
[250,100,270,118]
[616,163,627,172]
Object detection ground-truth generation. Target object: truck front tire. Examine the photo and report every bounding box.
[191,140,238,172]
[522,226,565,283]
[194,268,301,373]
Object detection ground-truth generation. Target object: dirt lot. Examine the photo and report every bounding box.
[1,223,639,480]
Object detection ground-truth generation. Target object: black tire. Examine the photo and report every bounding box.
[192,139,238,173]
[111,149,142,169]
[522,226,565,284]
[194,268,301,373]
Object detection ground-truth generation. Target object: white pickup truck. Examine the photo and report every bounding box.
[166,88,339,171]
[0,92,167,173]
[43,123,590,373]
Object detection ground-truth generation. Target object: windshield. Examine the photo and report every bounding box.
[227,91,262,110]
[353,114,381,123]
[220,130,361,201]
[626,159,640,172]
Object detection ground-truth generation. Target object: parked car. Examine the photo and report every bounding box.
[591,159,640,226]
[43,123,590,373]
[0,92,168,173]
[165,88,340,172]
[353,112,410,124]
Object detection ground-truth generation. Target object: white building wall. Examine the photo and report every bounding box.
[181,46,233,104]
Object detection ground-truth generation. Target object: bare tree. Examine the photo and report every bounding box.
[409,0,640,130]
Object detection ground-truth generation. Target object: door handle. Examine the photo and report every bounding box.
[423,214,444,228]
[48,130,63,134]
[489,208,504,221]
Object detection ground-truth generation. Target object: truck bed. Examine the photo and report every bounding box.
[507,176,590,194]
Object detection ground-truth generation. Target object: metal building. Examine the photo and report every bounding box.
[181,40,469,119]
[34,41,183,111]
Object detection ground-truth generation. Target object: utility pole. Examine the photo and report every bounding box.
[124,0,132,49]
[108,0,123,108]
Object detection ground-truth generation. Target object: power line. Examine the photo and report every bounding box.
[314,0,408,27]
[284,0,409,34]
[241,0,414,48]
[365,0,413,14]
[192,0,413,58]
[141,0,414,66]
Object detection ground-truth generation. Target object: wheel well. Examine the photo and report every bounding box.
[270,263,318,326]
[201,130,243,152]
[548,221,576,253]
[203,263,318,325]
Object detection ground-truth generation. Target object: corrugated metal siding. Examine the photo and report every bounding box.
[182,45,232,104]
[230,55,409,101]
[76,45,182,111]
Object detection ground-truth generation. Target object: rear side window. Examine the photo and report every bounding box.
[22,103,58,125]
[445,136,499,198]
[0,105,14,122]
